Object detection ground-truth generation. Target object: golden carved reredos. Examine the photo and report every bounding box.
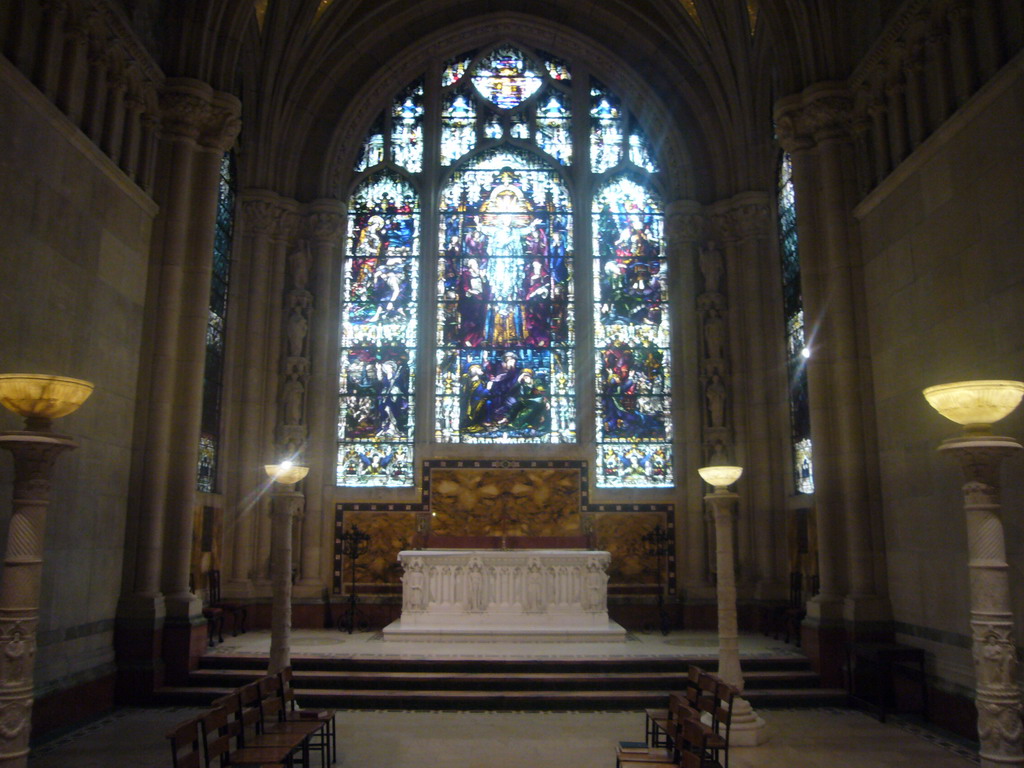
[322,14,690,199]
[430,466,582,538]
[593,511,664,586]
[339,511,418,587]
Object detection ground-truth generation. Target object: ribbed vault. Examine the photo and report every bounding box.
[162,0,855,201]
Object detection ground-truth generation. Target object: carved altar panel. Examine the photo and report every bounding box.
[386,549,624,640]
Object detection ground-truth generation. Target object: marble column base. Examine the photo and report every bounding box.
[727,696,770,746]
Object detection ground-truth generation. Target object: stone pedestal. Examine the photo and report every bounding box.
[941,435,1023,768]
[0,432,76,768]
[707,488,769,746]
[268,489,302,674]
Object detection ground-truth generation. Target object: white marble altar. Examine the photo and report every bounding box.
[383,549,626,641]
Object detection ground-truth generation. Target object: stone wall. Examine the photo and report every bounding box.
[855,51,1024,698]
[0,56,155,707]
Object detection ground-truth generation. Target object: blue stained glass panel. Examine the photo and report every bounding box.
[441,92,477,165]
[472,48,543,109]
[592,176,672,487]
[536,91,572,165]
[339,172,419,486]
[778,151,814,494]
[391,81,424,173]
[590,84,623,173]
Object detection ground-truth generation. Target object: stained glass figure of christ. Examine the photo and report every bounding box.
[435,150,575,443]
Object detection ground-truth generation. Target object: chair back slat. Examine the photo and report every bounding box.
[166,716,203,768]
[200,706,238,767]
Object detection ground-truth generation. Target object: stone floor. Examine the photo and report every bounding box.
[27,630,981,766]
[29,706,979,767]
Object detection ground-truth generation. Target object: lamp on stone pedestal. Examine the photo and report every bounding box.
[0,373,93,768]
[698,464,769,746]
[923,380,1024,768]
[264,460,308,674]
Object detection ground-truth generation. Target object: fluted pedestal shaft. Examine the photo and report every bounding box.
[0,432,76,768]
[940,435,1023,767]
[706,488,768,746]
[268,489,302,674]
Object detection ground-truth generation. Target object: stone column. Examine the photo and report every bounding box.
[81,42,108,144]
[56,12,89,123]
[706,485,769,745]
[297,201,346,588]
[116,79,239,695]
[0,433,76,768]
[711,194,787,600]
[34,0,68,100]
[940,436,1024,768]
[162,90,241,620]
[665,201,707,593]
[228,194,283,588]
[100,60,127,160]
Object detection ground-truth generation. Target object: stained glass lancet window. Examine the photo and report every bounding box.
[593,177,672,487]
[197,151,235,492]
[436,149,575,443]
[778,152,813,494]
[340,43,672,486]
[338,173,418,486]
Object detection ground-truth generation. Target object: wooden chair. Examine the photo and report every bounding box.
[278,666,336,766]
[199,704,298,767]
[678,716,722,768]
[209,569,248,636]
[191,572,224,647]
[709,679,736,768]
[258,675,326,767]
[167,715,204,768]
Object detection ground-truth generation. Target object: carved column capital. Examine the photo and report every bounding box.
[304,202,347,242]
[664,200,705,247]
[159,84,211,142]
[241,197,285,238]
[200,93,242,152]
[710,196,771,244]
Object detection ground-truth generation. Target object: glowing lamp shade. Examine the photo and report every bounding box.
[0,374,94,426]
[923,380,1024,433]
[698,465,743,489]
[265,461,309,485]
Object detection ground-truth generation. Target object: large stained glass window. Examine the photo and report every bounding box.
[778,152,813,494]
[197,152,235,493]
[340,43,669,487]
[338,173,419,486]
[435,149,575,443]
[593,177,672,487]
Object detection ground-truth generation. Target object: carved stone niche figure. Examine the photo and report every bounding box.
[525,558,545,613]
[286,306,308,358]
[584,557,608,611]
[975,627,1018,688]
[699,241,724,295]
[706,373,727,428]
[403,558,426,611]
[704,308,725,360]
[282,374,305,425]
[289,242,311,290]
[465,557,486,612]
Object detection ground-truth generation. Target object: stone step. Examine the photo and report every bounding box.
[156,684,849,711]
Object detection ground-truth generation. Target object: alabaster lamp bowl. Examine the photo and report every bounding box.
[0,374,94,431]
[265,460,309,485]
[698,465,744,490]
[923,380,1024,435]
